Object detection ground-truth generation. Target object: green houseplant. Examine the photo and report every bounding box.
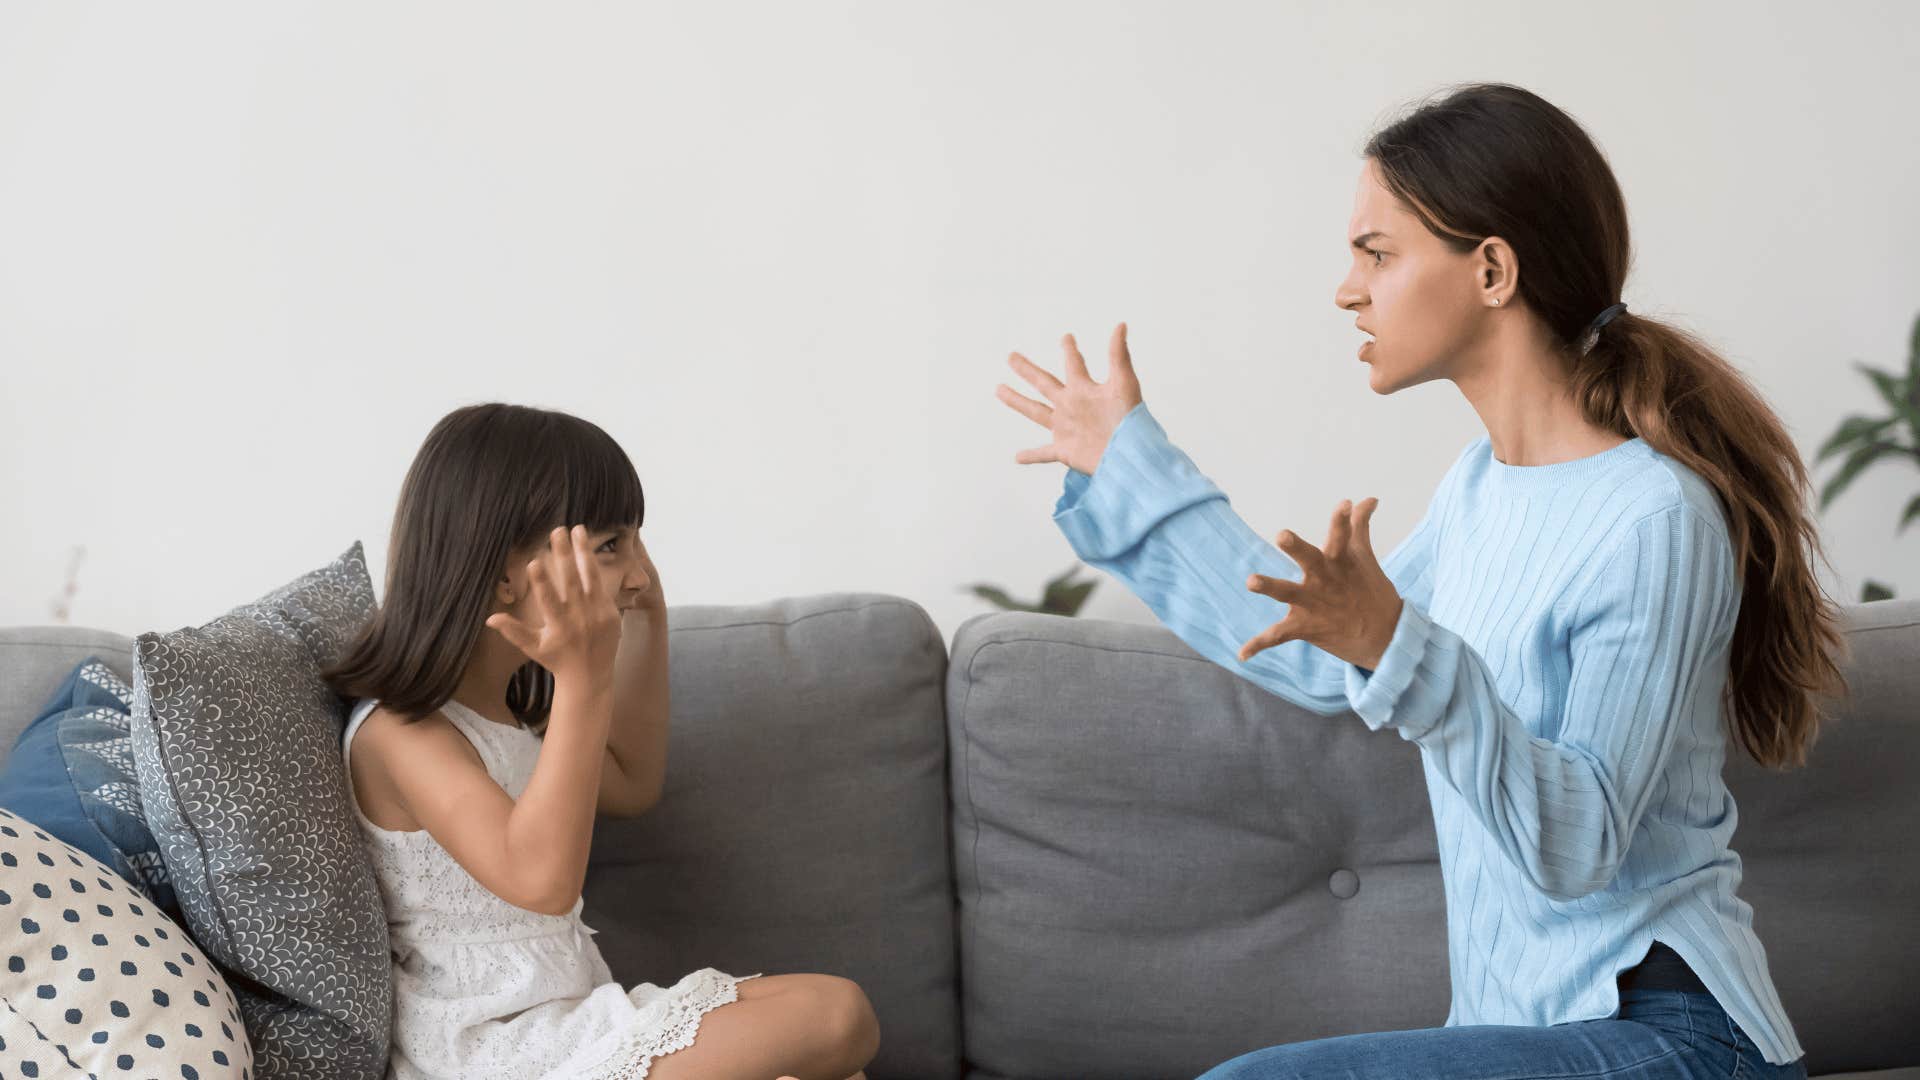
[964,565,1100,616]
[1815,310,1920,602]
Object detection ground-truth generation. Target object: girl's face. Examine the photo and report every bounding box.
[1334,157,1501,395]
[495,524,652,616]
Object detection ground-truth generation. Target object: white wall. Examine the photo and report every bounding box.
[3,2,1916,644]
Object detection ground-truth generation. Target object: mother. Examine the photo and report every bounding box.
[995,82,1843,1080]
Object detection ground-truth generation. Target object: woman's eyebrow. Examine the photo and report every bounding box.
[1351,230,1390,249]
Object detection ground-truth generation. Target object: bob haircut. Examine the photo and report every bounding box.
[322,402,644,728]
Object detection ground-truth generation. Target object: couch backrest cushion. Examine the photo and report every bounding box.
[948,610,1449,1080]
[584,593,961,1080]
[947,598,1920,1079]
[1717,597,1920,1075]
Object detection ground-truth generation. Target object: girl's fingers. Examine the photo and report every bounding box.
[995,383,1053,427]
[570,525,598,596]
[1014,444,1060,466]
[1325,500,1354,561]
[1109,322,1133,379]
[520,560,558,629]
[1246,573,1305,606]
[546,527,574,602]
[1061,333,1091,383]
[485,612,534,654]
[1007,352,1065,402]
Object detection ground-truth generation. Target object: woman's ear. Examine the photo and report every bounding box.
[1476,235,1519,300]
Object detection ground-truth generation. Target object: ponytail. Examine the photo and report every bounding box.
[1572,312,1850,768]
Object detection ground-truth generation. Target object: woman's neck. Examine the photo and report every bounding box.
[1453,322,1628,466]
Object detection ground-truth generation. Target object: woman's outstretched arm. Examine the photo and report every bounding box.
[1052,401,1447,715]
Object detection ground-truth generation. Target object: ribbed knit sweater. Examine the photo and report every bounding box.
[1051,402,1802,1065]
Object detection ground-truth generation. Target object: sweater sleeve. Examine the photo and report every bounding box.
[1052,402,1445,717]
[1343,503,1739,900]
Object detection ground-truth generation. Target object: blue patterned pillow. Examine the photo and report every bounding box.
[0,658,179,922]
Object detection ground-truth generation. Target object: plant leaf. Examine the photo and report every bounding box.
[1042,579,1099,616]
[1043,564,1087,590]
[1816,415,1898,463]
[1857,361,1920,424]
[1900,492,1920,534]
[1909,310,1920,378]
[1819,440,1907,512]
[1862,580,1896,603]
[966,585,1033,612]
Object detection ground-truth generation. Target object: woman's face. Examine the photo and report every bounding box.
[1335,157,1494,395]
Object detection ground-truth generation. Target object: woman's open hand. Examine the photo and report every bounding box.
[1238,498,1405,672]
[995,322,1144,476]
[486,525,623,692]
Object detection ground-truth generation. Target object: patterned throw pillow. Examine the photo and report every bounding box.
[0,658,179,923]
[130,542,389,1080]
[0,806,251,1078]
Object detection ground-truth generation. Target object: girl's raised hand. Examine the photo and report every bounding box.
[995,322,1145,476]
[1237,498,1405,672]
[486,525,624,692]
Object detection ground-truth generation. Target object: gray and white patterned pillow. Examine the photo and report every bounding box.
[130,542,388,1080]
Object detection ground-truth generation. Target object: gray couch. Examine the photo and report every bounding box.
[2,593,1915,1079]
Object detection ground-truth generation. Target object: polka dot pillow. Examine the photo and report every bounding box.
[0,807,251,1079]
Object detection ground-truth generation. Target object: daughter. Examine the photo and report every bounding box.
[324,403,878,1080]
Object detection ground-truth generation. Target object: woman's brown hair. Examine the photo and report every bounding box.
[322,403,644,729]
[1364,82,1849,769]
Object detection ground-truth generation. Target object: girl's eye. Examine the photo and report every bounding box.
[1367,248,1385,266]
[598,537,619,554]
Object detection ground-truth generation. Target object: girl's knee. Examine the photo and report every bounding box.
[758,972,878,1073]
[813,975,880,1066]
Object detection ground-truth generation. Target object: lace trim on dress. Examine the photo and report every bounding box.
[566,971,764,1080]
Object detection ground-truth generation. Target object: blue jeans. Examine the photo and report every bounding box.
[1194,988,1808,1080]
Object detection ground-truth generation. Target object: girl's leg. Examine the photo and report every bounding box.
[644,973,880,1080]
[1194,989,1763,1080]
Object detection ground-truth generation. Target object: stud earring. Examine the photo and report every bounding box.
[1493,298,1502,306]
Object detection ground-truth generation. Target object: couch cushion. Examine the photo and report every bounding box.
[583,593,960,1080]
[131,542,389,1080]
[1721,597,1920,1077]
[0,627,136,766]
[948,610,1448,1080]
[948,597,1920,1080]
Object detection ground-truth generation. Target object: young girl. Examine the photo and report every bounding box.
[324,403,878,1080]
[997,83,1842,1079]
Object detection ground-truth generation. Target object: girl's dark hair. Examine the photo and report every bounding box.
[1364,82,1849,770]
[322,403,644,730]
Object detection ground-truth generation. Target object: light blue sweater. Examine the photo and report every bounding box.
[1051,402,1802,1065]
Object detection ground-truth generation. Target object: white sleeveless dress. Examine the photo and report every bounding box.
[340,696,761,1080]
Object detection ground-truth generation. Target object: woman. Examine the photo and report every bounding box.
[994,83,1846,1079]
